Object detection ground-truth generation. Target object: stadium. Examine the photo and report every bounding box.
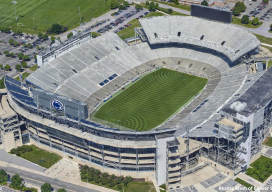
[0,12,270,191]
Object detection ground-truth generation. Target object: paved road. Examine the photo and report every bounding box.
[0,166,100,192]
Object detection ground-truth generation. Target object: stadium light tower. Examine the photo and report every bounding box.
[12,1,17,22]
[78,7,81,24]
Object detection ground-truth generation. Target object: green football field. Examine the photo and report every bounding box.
[93,68,208,131]
[0,0,123,33]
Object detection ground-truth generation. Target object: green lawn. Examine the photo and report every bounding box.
[82,179,155,192]
[235,178,255,191]
[18,145,62,168]
[29,64,38,71]
[247,155,272,182]
[152,0,191,11]
[254,33,272,45]
[232,17,263,28]
[124,182,156,192]
[93,68,207,131]
[14,72,29,81]
[269,61,272,68]
[263,137,272,146]
[0,0,124,33]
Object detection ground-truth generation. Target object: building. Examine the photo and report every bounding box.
[0,15,267,191]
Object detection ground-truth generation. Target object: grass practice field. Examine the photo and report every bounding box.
[0,0,123,33]
[93,68,207,131]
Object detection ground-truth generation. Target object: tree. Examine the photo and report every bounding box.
[0,64,3,70]
[146,1,149,5]
[201,0,209,6]
[173,0,179,5]
[67,32,73,39]
[41,183,51,192]
[4,64,10,71]
[241,15,249,24]
[27,43,32,48]
[9,38,14,45]
[22,55,29,60]
[168,9,173,14]
[38,32,43,38]
[135,4,143,10]
[10,52,14,57]
[148,2,155,11]
[36,46,40,50]
[119,4,125,10]
[57,188,66,192]
[123,1,129,7]
[14,41,19,46]
[10,174,22,189]
[155,3,159,9]
[21,62,28,68]
[51,36,56,42]
[42,34,48,40]
[15,64,22,72]
[0,170,8,185]
[51,23,62,34]
[110,0,118,9]
[233,7,241,16]
[17,52,24,59]
[252,17,259,26]
[263,0,269,3]
[3,51,10,56]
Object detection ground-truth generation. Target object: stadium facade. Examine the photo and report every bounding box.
[0,15,269,190]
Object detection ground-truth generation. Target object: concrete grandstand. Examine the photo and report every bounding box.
[1,15,270,191]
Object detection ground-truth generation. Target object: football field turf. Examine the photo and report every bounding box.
[93,68,208,131]
[0,0,123,33]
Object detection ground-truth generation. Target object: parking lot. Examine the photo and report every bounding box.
[241,0,272,24]
[0,32,47,78]
[89,6,148,34]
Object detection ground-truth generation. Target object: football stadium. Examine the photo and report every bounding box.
[1,11,271,190]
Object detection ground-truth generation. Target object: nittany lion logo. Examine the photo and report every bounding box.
[51,100,63,111]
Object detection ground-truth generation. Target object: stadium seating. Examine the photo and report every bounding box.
[139,16,260,62]
[27,24,250,130]
[5,76,37,107]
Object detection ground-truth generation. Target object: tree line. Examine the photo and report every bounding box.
[80,164,133,189]
[0,169,66,192]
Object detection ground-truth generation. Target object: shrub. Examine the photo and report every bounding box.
[117,184,123,189]
[10,148,17,154]
[108,181,115,187]
[94,176,101,183]
[89,167,95,173]
[110,174,116,180]
[118,176,124,181]
[123,180,128,186]
[94,169,100,175]
[81,174,87,180]
[102,172,108,178]
[126,176,133,182]
[101,178,107,185]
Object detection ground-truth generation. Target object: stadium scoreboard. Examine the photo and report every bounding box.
[191,4,232,24]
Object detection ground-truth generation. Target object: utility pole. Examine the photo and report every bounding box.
[12,1,17,22]
[78,7,81,24]
[33,18,35,30]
